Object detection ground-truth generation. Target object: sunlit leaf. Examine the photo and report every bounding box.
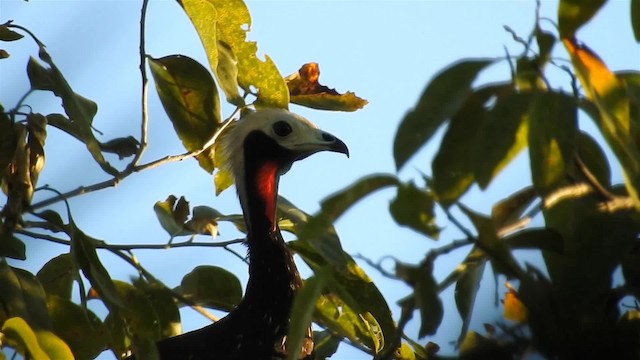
[181,0,289,108]
[153,195,190,238]
[46,294,108,360]
[474,92,530,189]
[564,39,640,208]
[176,265,242,311]
[389,182,439,239]
[432,84,512,206]
[502,282,528,323]
[1,317,49,359]
[184,206,221,237]
[286,63,368,112]
[558,0,608,38]
[394,59,495,170]
[528,91,578,195]
[35,329,74,360]
[148,55,220,172]
[37,253,74,299]
[287,271,326,360]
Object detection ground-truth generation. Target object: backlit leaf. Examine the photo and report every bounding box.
[474,92,530,189]
[286,63,368,112]
[1,317,49,359]
[432,84,512,206]
[148,55,220,172]
[389,182,439,239]
[528,92,578,195]
[564,39,640,208]
[46,294,108,360]
[395,262,443,337]
[181,0,289,108]
[153,195,190,238]
[454,250,486,344]
[37,253,74,299]
[184,206,221,237]
[34,329,73,360]
[394,59,495,170]
[133,279,182,339]
[287,272,326,360]
[0,25,24,41]
[558,0,608,38]
[176,265,242,311]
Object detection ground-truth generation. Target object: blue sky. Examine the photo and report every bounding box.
[1,0,639,358]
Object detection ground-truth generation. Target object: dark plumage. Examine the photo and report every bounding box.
[126,109,348,360]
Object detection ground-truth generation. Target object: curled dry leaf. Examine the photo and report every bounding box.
[285,63,368,112]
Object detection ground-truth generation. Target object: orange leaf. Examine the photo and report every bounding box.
[502,282,528,323]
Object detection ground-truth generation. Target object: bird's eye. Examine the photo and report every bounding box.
[273,121,292,137]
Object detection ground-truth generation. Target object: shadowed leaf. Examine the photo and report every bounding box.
[396,262,443,337]
[432,84,512,206]
[311,330,341,359]
[474,92,531,189]
[558,0,608,38]
[148,55,220,172]
[46,294,108,360]
[37,253,74,299]
[285,63,367,112]
[389,182,439,239]
[287,271,327,360]
[576,131,611,187]
[0,261,50,330]
[505,229,564,254]
[528,92,578,195]
[491,186,537,229]
[133,279,182,339]
[454,248,486,344]
[394,59,495,170]
[633,0,640,42]
[176,265,242,311]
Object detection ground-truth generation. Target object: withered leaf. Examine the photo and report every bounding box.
[285,63,367,112]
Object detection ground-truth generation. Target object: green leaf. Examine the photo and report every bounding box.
[558,0,608,38]
[576,131,611,188]
[458,205,522,278]
[528,92,578,194]
[535,27,557,66]
[153,195,190,238]
[393,59,495,170]
[0,234,26,260]
[389,182,439,239]
[181,0,289,108]
[37,253,74,299]
[565,39,640,208]
[454,249,486,344]
[0,25,24,41]
[1,317,49,359]
[26,55,117,175]
[46,295,108,360]
[633,0,640,42]
[504,229,564,254]
[311,330,341,359]
[112,281,162,340]
[491,186,537,229]
[176,265,242,311]
[133,279,182,339]
[0,106,17,175]
[34,330,74,360]
[69,220,123,310]
[0,261,50,330]
[290,92,368,112]
[432,84,512,205]
[286,272,326,360]
[395,262,443,337]
[148,55,220,173]
[98,136,140,160]
[320,174,399,222]
[474,92,530,189]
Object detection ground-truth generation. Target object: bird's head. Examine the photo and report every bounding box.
[219,108,349,179]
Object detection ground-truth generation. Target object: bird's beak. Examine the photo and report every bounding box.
[293,129,349,161]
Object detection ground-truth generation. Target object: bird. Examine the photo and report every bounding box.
[126,108,348,360]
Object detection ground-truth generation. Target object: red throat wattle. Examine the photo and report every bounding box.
[256,161,279,230]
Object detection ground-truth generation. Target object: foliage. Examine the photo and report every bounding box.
[1,1,639,360]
